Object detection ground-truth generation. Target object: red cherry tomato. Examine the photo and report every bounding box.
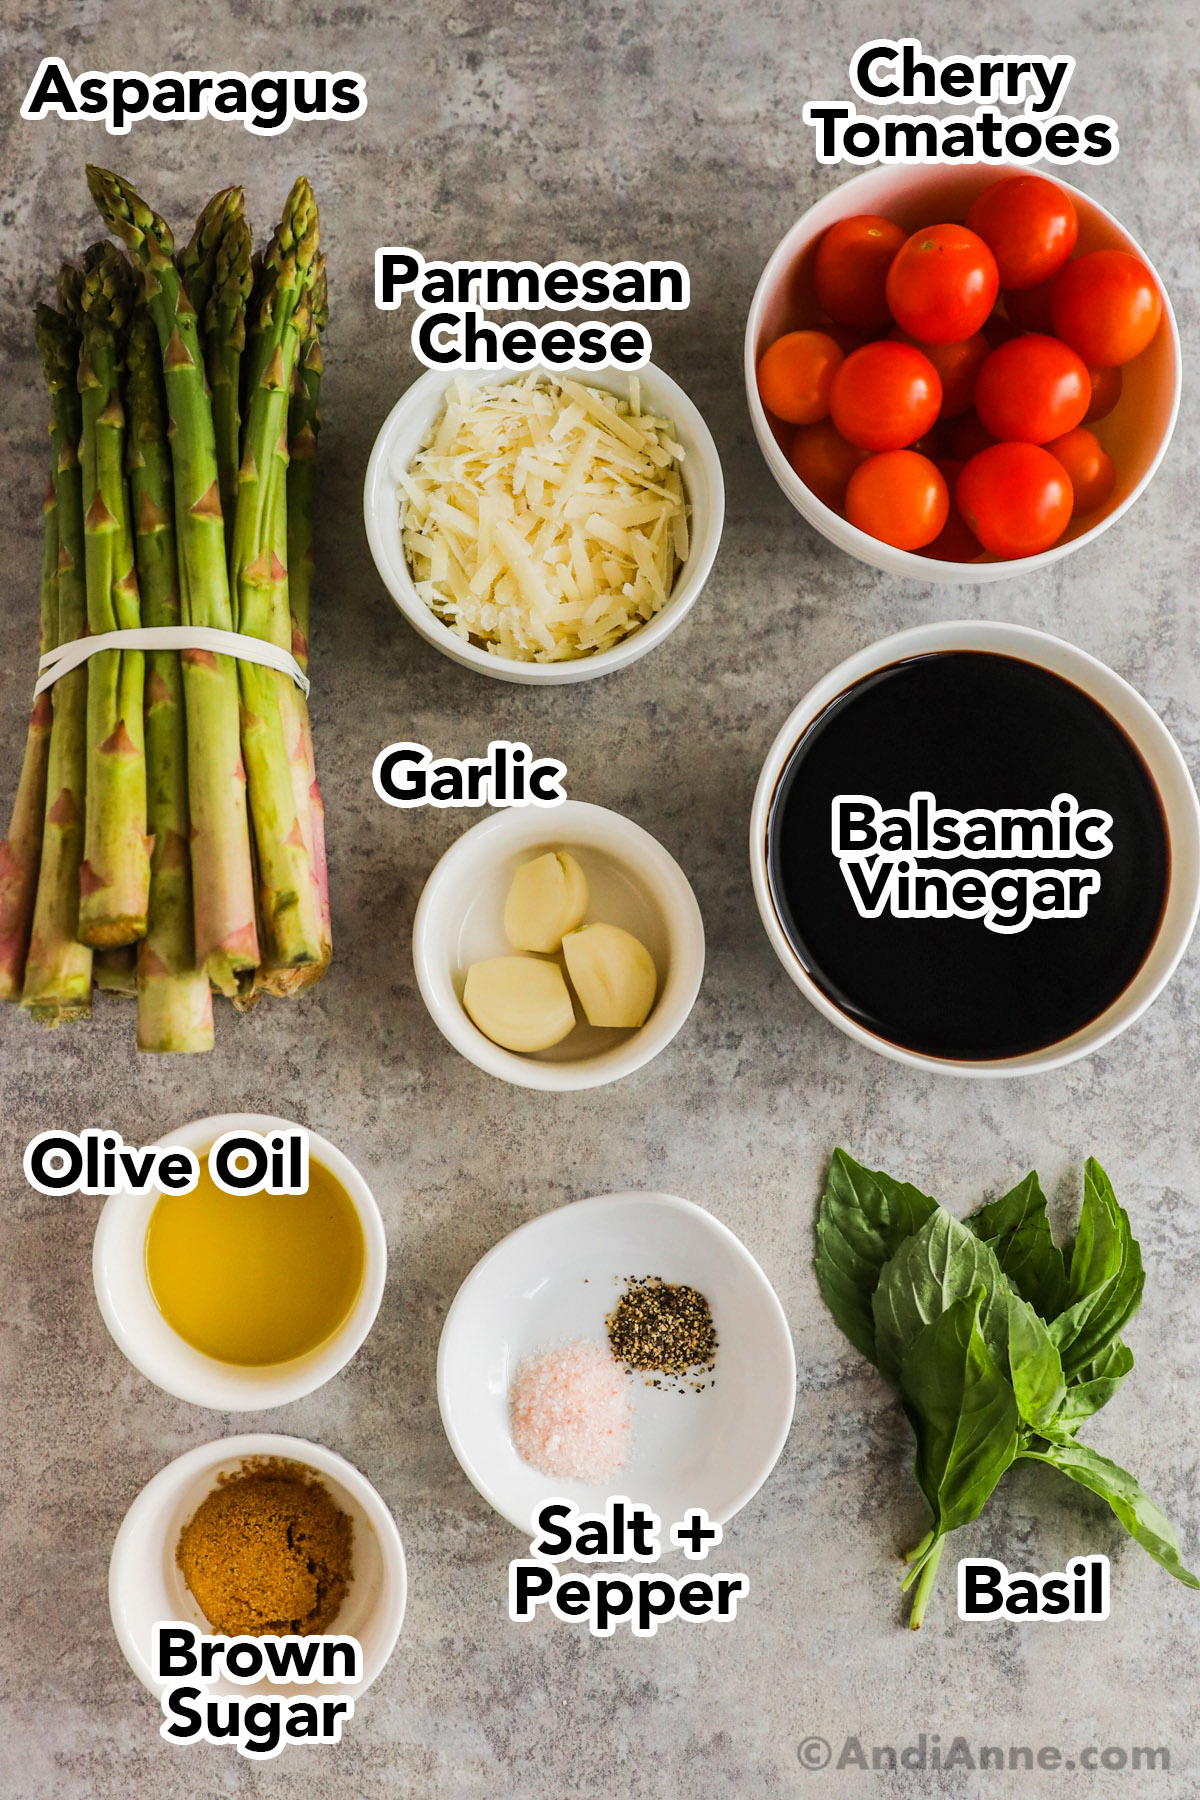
[756,330,844,425]
[956,443,1074,559]
[953,412,997,462]
[1084,363,1123,423]
[885,224,999,344]
[813,215,908,331]
[845,450,949,550]
[974,334,1090,444]
[1003,280,1055,334]
[829,341,943,451]
[1046,426,1117,515]
[1051,250,1163,366]
[920,460,982,562]
[788,420,867,511]
[965,177,1079,289]
[892,328,990,417]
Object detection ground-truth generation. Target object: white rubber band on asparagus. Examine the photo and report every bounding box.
[35,626,310,699]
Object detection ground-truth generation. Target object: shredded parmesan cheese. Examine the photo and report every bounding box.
[400,375,690,661]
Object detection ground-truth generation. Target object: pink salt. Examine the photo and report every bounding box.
[509,1339,632,1481]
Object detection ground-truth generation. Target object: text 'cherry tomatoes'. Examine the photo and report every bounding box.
[965,176,1079,290]
[813,214,908,331]
[974,334,1091,445]
[788,420,867,511]
[885,224,999,344]
[1046,426,1117,516]
[956,442,1074,559]
[756,330,844,425]
[829,341,942,452]
[1051,250,1163,367]
[846,450,949,550]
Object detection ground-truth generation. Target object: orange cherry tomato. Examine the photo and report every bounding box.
[813,215,908,331]
[829,341,943,451]
[788,420,867,511]
[920,460,982,562]
[965,177,1078,289]
[1003,280,1055,334]
[956,443,1074,559]
[974,334,1090,444]
[953,412,997,462]
[892,328,990,417]
[756,330,844,425]
[1083,363,1123,423]
[1046,426,1117,515]
[1051,250,1163,367]
[845,450,949,551]
[885,224,999,344]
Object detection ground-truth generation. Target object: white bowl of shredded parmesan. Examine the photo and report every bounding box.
[364,364,724,681]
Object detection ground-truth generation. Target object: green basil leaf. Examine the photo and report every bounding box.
[814,1150,938,1365]
[900,1289,1020,1536]
[1022,1440,1200,1588]
[1054,1340,1135,1429]
[1007,1295,1066,1433]
[873,1210,1011,1386]
[1049,1161,1144,1378]
[965,1171,1068,1320]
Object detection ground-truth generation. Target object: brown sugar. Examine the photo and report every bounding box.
[176,1461,353,1636]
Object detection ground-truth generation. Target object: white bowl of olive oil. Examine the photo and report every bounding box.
[93,1114,388,1411]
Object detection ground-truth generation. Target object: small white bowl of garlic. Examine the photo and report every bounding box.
[412,801,705,1089]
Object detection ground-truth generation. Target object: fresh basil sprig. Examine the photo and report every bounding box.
[816,1150,1198,1628]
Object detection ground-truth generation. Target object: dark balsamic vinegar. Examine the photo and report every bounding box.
[766,652,1170,1060]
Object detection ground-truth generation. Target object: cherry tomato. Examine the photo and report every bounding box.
[1084,363,1123,424]
[974,334,1090,444]
[1051,250,1163,366]
[953,412,997,462]
[920,460,982,562]
[892,328,990,417]
[788,420,867,511]
[829,341,942,451]
[965,177,1078,289]
[845,450,949,550]
[1046,426,1116,515]
[756,330,844,425]
[956,443,1073,558]
[1003,280,1055,334]
[885,224,999,344]
[813,215,908,331]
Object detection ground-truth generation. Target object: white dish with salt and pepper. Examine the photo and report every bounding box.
[437,1193,796,1535]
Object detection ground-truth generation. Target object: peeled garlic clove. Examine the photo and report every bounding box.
[562,923,657,1029]
[504,851,589,953]
[463,956,576,1053]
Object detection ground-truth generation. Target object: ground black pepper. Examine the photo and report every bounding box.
[606,1277,718,1391]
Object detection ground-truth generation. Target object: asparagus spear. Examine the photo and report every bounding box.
[0,473,57,998]
[87,166,259,994]
[229,176,324,971]
[206,209,253,567]
[77,242,150,946]
[22,296,94,1022]
[126,308,215,1052]
[177,187,242,341]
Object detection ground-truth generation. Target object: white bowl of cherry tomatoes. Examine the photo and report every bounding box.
[745,163,1180,581]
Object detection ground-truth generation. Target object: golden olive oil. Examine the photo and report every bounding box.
[145,1152,366,1365]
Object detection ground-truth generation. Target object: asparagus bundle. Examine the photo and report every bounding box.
[1,170,333,1049]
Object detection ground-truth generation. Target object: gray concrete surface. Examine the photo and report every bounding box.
[1,1,1198,1795]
